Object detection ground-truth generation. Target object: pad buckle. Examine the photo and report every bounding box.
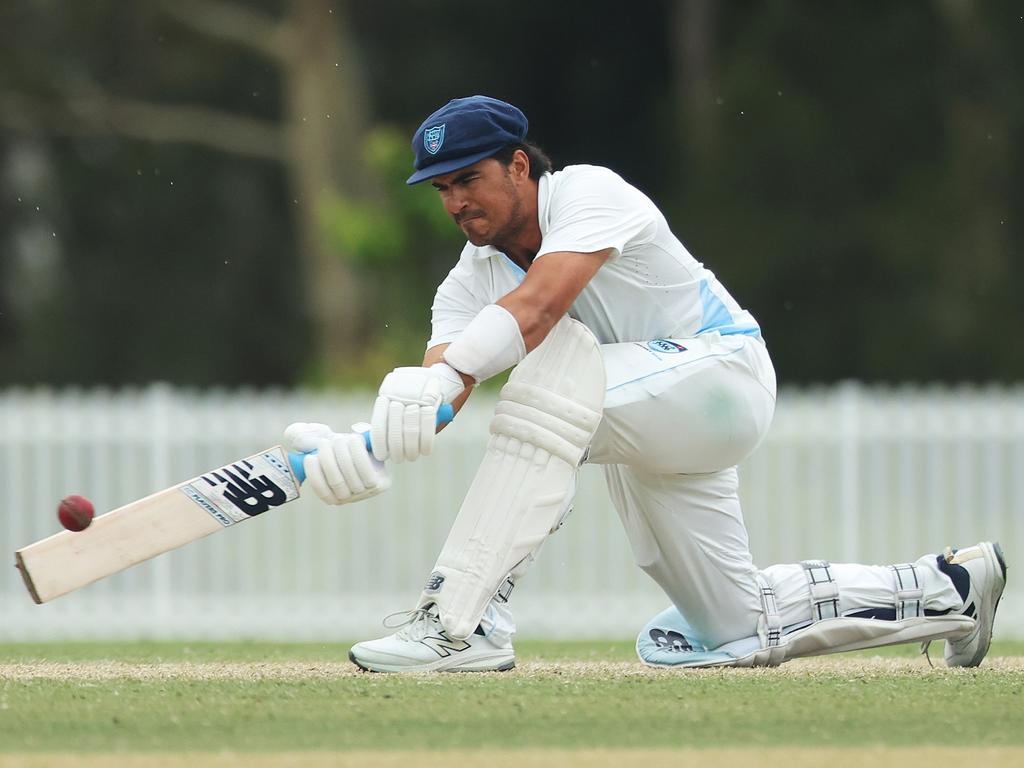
[802,560,840,620]
[890,563,923,619]
[757,577,783,648]
[493,575,515,604]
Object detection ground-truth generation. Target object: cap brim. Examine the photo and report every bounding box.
[406,146,504,185]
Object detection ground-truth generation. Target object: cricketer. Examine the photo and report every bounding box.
[284,96,1006,672]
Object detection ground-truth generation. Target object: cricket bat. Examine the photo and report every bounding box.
[15,405,454,604]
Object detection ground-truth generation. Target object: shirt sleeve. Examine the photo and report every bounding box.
[536,166,658,261]
[427,253,488,350]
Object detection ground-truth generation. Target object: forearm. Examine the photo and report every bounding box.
[439,248,611,386]
[499,248,612,350]
[424,344,473,428]
[496,290,561,352]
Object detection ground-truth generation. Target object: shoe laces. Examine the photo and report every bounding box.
[920,641,934,668]
[382,606,441,642]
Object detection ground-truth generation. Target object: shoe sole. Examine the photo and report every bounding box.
[348,649,516,674]
[949,541,1007,667]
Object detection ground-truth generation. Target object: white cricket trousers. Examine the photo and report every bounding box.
[585,332,962,648]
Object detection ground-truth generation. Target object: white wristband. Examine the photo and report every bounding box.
[443,304,527,383]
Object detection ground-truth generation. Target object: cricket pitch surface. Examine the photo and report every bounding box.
[2,644,1022,766]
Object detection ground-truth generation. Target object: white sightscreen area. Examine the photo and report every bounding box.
[1,383,1021,641]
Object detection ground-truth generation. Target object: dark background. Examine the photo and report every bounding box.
[2,0,1021,387]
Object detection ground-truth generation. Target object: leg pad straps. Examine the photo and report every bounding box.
[802,560,840,620]
[890,562,924,619]
[800,559,924,623]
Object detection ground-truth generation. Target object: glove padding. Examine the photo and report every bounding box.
[371,363,465,463]
[283,422,334,454]
[283,422,390,506]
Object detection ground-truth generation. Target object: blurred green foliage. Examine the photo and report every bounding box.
[318,126,457,270]
[1,1,1022,387]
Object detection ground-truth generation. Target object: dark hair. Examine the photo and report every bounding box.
[492,140,553,180]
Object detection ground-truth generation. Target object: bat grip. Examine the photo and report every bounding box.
[287,403,455,485]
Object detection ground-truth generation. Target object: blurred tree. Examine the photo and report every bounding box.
[148,0,394,381]
[1,0,1022,386]
[662,0,1023,383]
[671,0,716,169]
[0,0,384,384]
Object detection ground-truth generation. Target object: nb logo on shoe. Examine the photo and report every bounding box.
[420,630,471,658]
[424,571,445,594]
[649,627,692,652]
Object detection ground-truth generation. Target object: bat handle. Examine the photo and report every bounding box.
[287,403,455,484]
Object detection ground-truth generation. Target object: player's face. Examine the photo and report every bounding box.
[430,155,530,248]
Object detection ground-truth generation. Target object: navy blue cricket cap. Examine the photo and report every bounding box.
[407,95,528,185]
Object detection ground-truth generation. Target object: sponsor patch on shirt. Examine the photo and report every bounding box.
[647,339,687,354]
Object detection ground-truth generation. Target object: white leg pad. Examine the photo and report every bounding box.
[639,559,976,668]
[741,560,975,666]
[766,614,975,662]
[422,317,605,639]
[640,609,974,669]
[774,559,973,662]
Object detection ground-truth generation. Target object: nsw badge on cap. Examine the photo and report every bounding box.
[423,124,445,155]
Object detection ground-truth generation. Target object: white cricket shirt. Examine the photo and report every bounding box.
[427,164,761,349]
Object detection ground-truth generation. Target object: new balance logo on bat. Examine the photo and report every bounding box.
[16,444,302,605]
[419,631,471,658]
[200,460,288,517]
[182,448,300,528]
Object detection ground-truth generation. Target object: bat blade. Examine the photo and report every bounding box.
[15,445,301,604]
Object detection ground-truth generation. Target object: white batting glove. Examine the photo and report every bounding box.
[283,422,391,506]
[370,363,465,463]
[283,422,335,454]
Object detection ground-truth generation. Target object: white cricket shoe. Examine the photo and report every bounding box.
[349,604,515,673]
[943,541,1007,667]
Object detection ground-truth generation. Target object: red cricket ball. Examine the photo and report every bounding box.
[58,494,95,532]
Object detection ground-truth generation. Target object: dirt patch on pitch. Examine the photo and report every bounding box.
[2,749,1023,768]
[1,655,1022,681]
[0,660,358,681]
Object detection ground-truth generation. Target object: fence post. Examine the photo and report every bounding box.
[838,382,860,561]
[149,384,173,633]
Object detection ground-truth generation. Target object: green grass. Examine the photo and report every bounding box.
[0,639,638,664]
[2,639,1022,663]
[1,641,1022,752]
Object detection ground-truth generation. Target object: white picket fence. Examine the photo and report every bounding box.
[1,383,1021,641]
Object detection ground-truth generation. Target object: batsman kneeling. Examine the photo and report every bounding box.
[286,95,1007,673]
